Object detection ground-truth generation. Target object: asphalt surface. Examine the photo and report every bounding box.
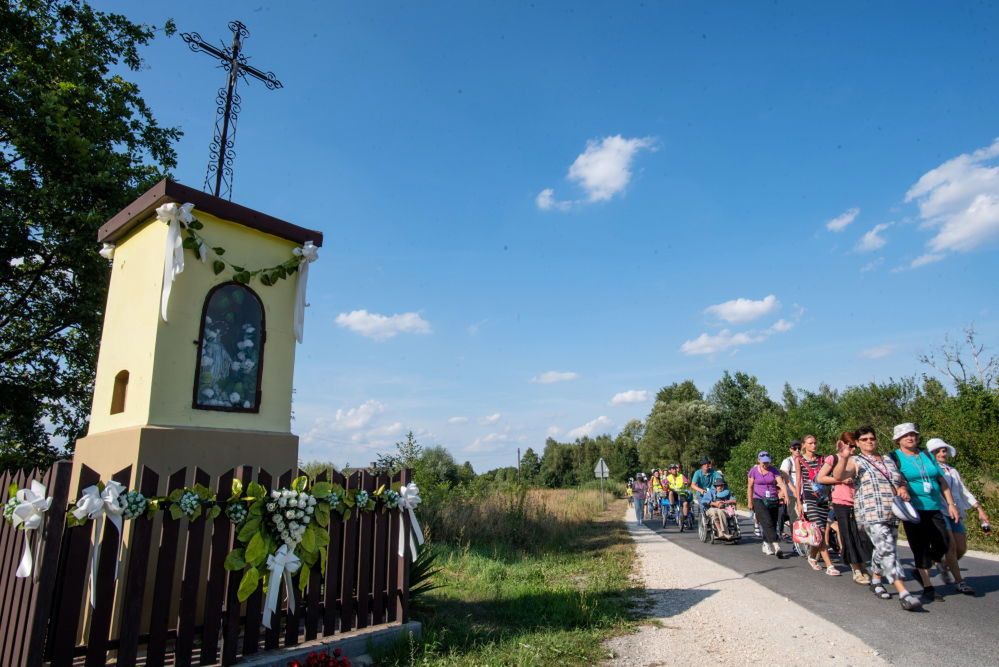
[640,510,999,666]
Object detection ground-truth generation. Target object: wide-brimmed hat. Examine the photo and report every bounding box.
[926,437,956,458]
[892,423,919,441]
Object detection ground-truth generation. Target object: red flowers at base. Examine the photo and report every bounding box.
[287,647,351,667]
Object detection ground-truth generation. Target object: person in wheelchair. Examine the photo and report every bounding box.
[701,477,738,541]
[665,463,692,532]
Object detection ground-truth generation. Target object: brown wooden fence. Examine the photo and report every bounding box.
[0,462,413,666]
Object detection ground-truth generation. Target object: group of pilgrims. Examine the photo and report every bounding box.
[628,423,991,612]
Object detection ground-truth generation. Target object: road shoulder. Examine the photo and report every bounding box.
[604,506,885,666]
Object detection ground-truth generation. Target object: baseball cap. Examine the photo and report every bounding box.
[757,450,771,463]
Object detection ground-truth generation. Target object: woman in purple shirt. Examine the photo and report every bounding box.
[747,451,790,559]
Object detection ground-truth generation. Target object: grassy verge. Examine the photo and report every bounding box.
[375,489,640,666]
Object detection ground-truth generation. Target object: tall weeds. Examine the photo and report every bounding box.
[421,486,606,551]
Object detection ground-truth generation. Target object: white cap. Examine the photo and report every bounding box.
[926,437,956,458]
[892,423,919,441]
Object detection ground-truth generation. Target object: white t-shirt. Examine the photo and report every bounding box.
[780,456,798,491]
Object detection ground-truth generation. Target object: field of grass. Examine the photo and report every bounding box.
[376,488,640,666]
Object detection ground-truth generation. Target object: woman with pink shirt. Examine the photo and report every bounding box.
[632,473,649,525]
[818,431,873,584]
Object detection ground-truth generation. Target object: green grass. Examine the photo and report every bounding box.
[375,492,640,666]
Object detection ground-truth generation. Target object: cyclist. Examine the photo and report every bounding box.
[666,463,692,531]
[649,469,665,517]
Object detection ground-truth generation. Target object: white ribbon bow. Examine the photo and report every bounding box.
[292,240,319,343]
[72,481,126,607]
[156,202,194,322]
[397,482,425,561]
[12,481,52,579]
[262,544,301,629]
[98,243,116,260]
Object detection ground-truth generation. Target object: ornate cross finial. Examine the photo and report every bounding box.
[181,21,282,200]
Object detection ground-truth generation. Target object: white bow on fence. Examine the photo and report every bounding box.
[72,480,125,607]
[156,202,194,322]
[262,544,301,629]
[292,240,319,343]
[12,480,52,579]
[397,482,425,561]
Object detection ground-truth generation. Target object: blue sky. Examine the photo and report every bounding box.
[96,1,999,471]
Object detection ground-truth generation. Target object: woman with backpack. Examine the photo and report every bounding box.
[832,425,922,610]
[795,435,839,575]
[818,431,872,584]
[892,423,961,601]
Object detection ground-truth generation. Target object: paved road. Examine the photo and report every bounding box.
[640,511,999,666]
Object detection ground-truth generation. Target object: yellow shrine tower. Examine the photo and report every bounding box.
[72,179,322,486]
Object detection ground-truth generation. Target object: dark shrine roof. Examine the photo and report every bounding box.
[98,179,324,247]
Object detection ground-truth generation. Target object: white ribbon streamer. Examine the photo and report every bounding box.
[292,240,319,343]
[72,481,125,607]
[262,544,301,629]
[397,483,425,561]
[98,243,116,260]
[156,202,194,322]
[12,481,52,579]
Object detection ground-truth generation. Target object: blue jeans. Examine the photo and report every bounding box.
[635,498,646,523]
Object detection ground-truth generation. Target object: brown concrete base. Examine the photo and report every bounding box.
[237,621,422,667]
[71,424,299,494]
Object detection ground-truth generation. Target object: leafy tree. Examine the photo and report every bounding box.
[0,0,179,468]
[374,430,424,472]
[457,460,475,484]
[519,447,541,483]
[539,438,577,487]
[655,380,702,405]
[641,399,719,471]
[413,445,460,488]
[708,370,779,467]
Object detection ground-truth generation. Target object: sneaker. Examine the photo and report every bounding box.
[938,563,955,585]
[762,542,774,555]
[754,525,762,538]
[956,581,975,596]
[772,543,785,559]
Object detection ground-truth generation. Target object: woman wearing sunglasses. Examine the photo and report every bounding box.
[818,431,872,584]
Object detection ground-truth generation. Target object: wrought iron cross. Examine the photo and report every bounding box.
[181,21,282,200]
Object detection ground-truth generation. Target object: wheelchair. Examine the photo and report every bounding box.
[698,505,742,544]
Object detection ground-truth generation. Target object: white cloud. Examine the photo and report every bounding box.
[333,400,385,430]
[910,253,945,268]
[447,416,468,424]
[826,207,860,232]
[546,426,561,437]
[567,416,613,440]
[855,223,891,252]
[481,413,501,425]
[335,310,431,341]
[860,258,884,273]
[680,330,765,356]
[770,319,794,333]
[905,138,999,256]
[610,390,649,405]
[704,295,779,324]
[367,421,404,438]
[535,188,571,211]
[538,135,656,210]
[860,345,895,359]
[531,370,579,384]
[680,317,795,356]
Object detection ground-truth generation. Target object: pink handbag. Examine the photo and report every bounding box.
[792,518,822,546]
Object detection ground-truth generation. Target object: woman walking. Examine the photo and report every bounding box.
[928,437,989,595]
[796,435,839,575]
[891,423,961,601]
[747,451,789,558]
[632,473,649,525]
[832,426,922,610]
[818,432,872,584]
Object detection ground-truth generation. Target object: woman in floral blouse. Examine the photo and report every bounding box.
[831,425,922,611]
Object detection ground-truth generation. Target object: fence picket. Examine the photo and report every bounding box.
[116,467,160,667]
[146,468,188,667]
[267,470,291,650]
[322,470,346,635]
[200,468,235,665]
[304,470,328,641]
[221,466,253,666]
[84,466,134,666]
[241,468,271,656]
[356,470,375,629]
[50,465,101,666]
[1,470,29,667]
[397,468,412,623]
[387,470,401,624]
[371,472,390,625]
[175,468,211,666]
[339,471,360,633]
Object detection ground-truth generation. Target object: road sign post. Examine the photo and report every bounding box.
[594,457,610,509]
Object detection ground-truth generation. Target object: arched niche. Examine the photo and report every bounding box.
[192,281,266,413]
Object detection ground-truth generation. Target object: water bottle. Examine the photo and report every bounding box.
[982,522,992,534]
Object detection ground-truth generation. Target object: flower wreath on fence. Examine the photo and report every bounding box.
[3,476,423,629]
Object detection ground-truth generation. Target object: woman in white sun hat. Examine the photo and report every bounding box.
[928,437,991,595]
[891,422,961,601]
